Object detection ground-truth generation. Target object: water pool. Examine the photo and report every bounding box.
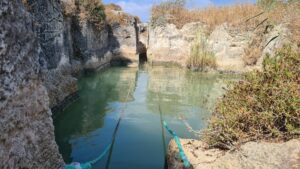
[54,66,238,169]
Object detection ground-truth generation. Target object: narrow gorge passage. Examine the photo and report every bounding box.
[54,66,239,169]
[138,41,148,64]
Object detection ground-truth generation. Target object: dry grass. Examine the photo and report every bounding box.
[105,3,122,11]
[77,0,106,29]
[61,0,77,16]
[105,3,140,25]
[150,0,299,65]
[243,1,300,65]
[151,2,261,30]
[151,0,299,34]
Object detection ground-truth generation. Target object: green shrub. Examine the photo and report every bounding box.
[203,45,300,149]
[186,31,216,71]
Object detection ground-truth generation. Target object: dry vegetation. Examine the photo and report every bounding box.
[60,1,140,28]
[151,1,260,31]
[243,1,300,65]
[61,0,77,16]
[152,0,299,68]
[105,3,122,11]
[105,3,141,25]
[78,0,106,28]
[151,0,300,34]
[203,45,300,149]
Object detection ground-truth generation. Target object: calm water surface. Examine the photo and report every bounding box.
[54,66,238,169]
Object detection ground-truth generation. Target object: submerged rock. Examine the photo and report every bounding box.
[168,139,300,169]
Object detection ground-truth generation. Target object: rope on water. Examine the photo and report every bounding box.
[64,75,135,169]
[64,143,111,169]
[105,77,135,169]
[179,115,202,137]
[104,113,122,169]
[163,120,191,168]
[159,105,168,169]
[90,144,112,165]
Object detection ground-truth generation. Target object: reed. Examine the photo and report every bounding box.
[186,31,216,71]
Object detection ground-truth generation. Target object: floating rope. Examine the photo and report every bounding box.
[105,76,135,169]
[163,120,191,168]
[159,105,168,169]
[179,114,202,137]
[64,143,111,169]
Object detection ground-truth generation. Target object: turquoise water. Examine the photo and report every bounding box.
[54,66,238,169]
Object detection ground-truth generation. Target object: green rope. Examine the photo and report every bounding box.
[90,144,112,165]
[64,144,111,169]
[159,105,168,169]
[163,120,191,168]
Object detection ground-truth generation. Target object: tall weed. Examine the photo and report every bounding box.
[187,31,216,71]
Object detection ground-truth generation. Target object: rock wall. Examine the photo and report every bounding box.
[26,0,78,110]
[39,0,144,108]
[110,16,139,65]
[168,139,300,169]
[27,0,65,69]
[26,0,141,109]
[71,15,112,71]
[208,23,289,72]
[1,0,142,168]
[148,23,204,67]
[148,22,289,72]
[0,0,64,168]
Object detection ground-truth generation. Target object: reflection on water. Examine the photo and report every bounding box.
[54,66,239,169]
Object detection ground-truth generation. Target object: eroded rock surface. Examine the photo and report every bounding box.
[148,22,204,67]
[0,0,64,168]
[110,16,139,65]
[208,24,252,72]
[148,22,289,72]
[168,139,300,169]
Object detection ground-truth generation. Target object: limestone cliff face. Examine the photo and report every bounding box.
[109,15,139,65]
[148,22,289,72]
[25,0,141,109]
[148,23,204,66]
[208,24,289,72]
[1,0,141,168]
[19,0,144,111]
[0,0,64,168]
[26,0,78,110]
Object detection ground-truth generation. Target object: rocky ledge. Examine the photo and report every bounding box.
[168,139,300,169]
